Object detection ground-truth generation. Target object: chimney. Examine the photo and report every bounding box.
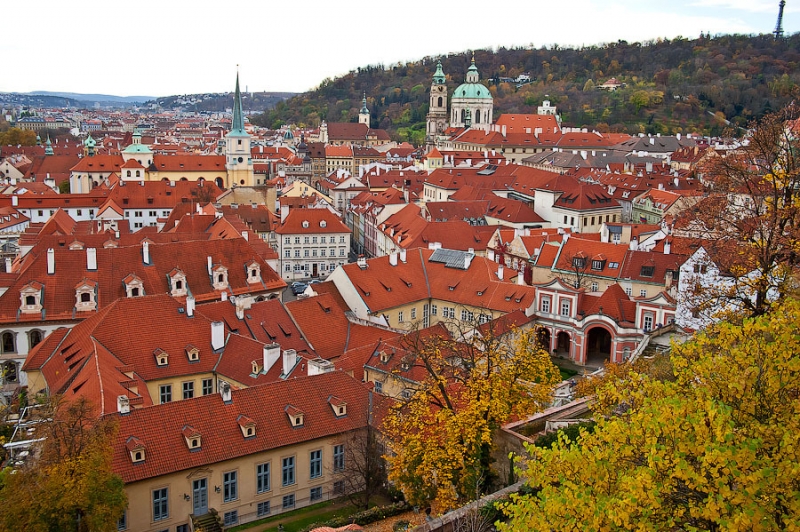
[219,380,232,403]
[47,248,55,275]
[186,295,195,317]
[357,256,367,269]
[142,241,150,265]
[389,251,398,266]
[221,291,228,301]
[282,349,298,376]
[86,248,97,270]
[488,249,495,261]
[263,343,281,374]
[211,321,225,350]
[665,269,674,289]
[399,248,407,263]
[664,240,671,255]
[517,265,526,285]
[630,237,638,251]
[280,204,289,223]
[241,230,249,241]
[4,257,11,273]
[11,195,17,207]
[117,395,130,415]
[207,256,213,275]
[497,264,504,279]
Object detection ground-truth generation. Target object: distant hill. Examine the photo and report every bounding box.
[252,33,800,143]
[147,92,296,114]
[28,91,154,103]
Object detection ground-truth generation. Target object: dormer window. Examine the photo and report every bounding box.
[285,405,304,427]
[237,414,256,438]
[169,269,188,297]
[591,259,606,271]
[212,265,229,291]
[182,425,201,450]
[123,274,145,298]
[185,344,200,362]
[572,257,587,269]
[320,220,327,228]
[641,265,655,277]
[75,279,97,312]
[251,360,263,375]
[379,351,391,363]
[246,262,262,284]
[19,282,43,314]
[154,348,168,366]
[126,436,145,463]
[69,241,84,250]
[302,220,309,228]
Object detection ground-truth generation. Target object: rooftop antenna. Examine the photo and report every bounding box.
[774,0,786,39]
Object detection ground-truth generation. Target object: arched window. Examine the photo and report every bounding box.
[217,274,224,284]
[135,170,140,177]
[474,109,479,124]
[29,330,43,348]
[175,280,183,290]
[25,295,36,306]
[2,332,15,353]
[437,96,443,107]
[131,288,140,297]
[215,177,224,189]
[80,292,91,303]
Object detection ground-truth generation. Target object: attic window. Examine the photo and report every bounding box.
[328,396,347,417]
[20,283,43,314]
[572,257,587,269]
[302,220,309,228]
[154,348,168,366]
[379,351,391,363]
[169,269,188,297]
[182,425,201,450]
[641,265,655,277]
[320,220,327,228]
[285,405,304,427]
[185,345,200,362]
[237,414,256,438]
[247,263,262,284]
[213,266,229,290]
[126,436,145,464]
[591,260,606,270]
[608,262,620,269]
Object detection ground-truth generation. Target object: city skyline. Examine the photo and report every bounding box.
[3,0,797,98]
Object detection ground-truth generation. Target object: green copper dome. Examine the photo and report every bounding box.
[84,135,96,148]
[453,82,492,100]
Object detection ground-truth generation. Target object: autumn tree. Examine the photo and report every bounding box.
[681,102,800,321]
[499,297,800,531]
[0,127,37,146]
[382,317,560,513]
[0,396,127,532]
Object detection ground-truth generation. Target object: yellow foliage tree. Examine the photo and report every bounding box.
[499,298,800,531]
[382,321,560,512]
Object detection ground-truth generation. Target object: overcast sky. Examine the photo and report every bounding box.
[2,0,796,98]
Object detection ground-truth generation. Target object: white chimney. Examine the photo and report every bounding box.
[219,380,232,402]
[389,251,398,266]
[517,265,526,285]
[488,249,495,261]
[47,248,55,275]
[186,295,195,317]
[207,256,213,275]
[11,195,17,207]
[86,248,97,270]
[242,230,249,241]
[221,291,228,301]
[280,204,289,223]
[263,343,281,374]
[399,248,407,263]
[282,349,298,376]
[4,257,11,273]
[497,263,504,279]
[117,395,130,415]
[142,241,150,264]
[664,240,671,255]
[630,237,638,251]
[211,321,225,350]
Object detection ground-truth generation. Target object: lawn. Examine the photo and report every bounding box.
[228,498,362,532]
[558,367,578,380]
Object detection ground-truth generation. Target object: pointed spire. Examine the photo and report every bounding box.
[433,60,446,85]
[360,92,369,114]
[44,134,54,156]
[232,66,245,133]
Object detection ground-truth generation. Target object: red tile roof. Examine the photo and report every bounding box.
[111,371,371,483]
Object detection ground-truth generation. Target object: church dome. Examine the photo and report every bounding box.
[453,82,492,100]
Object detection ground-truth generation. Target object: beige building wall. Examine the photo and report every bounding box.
[122,431,364,532]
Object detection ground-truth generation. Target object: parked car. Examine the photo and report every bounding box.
[290,282,308,295]
[308,279,322,285]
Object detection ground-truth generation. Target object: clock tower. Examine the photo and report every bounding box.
[425,61,448,150]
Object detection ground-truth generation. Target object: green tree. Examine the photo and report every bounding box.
[0,397,127,531]
[499,298,800,531]
[382,320,560,513]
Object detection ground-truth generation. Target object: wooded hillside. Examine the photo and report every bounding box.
[252,33,800,143]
